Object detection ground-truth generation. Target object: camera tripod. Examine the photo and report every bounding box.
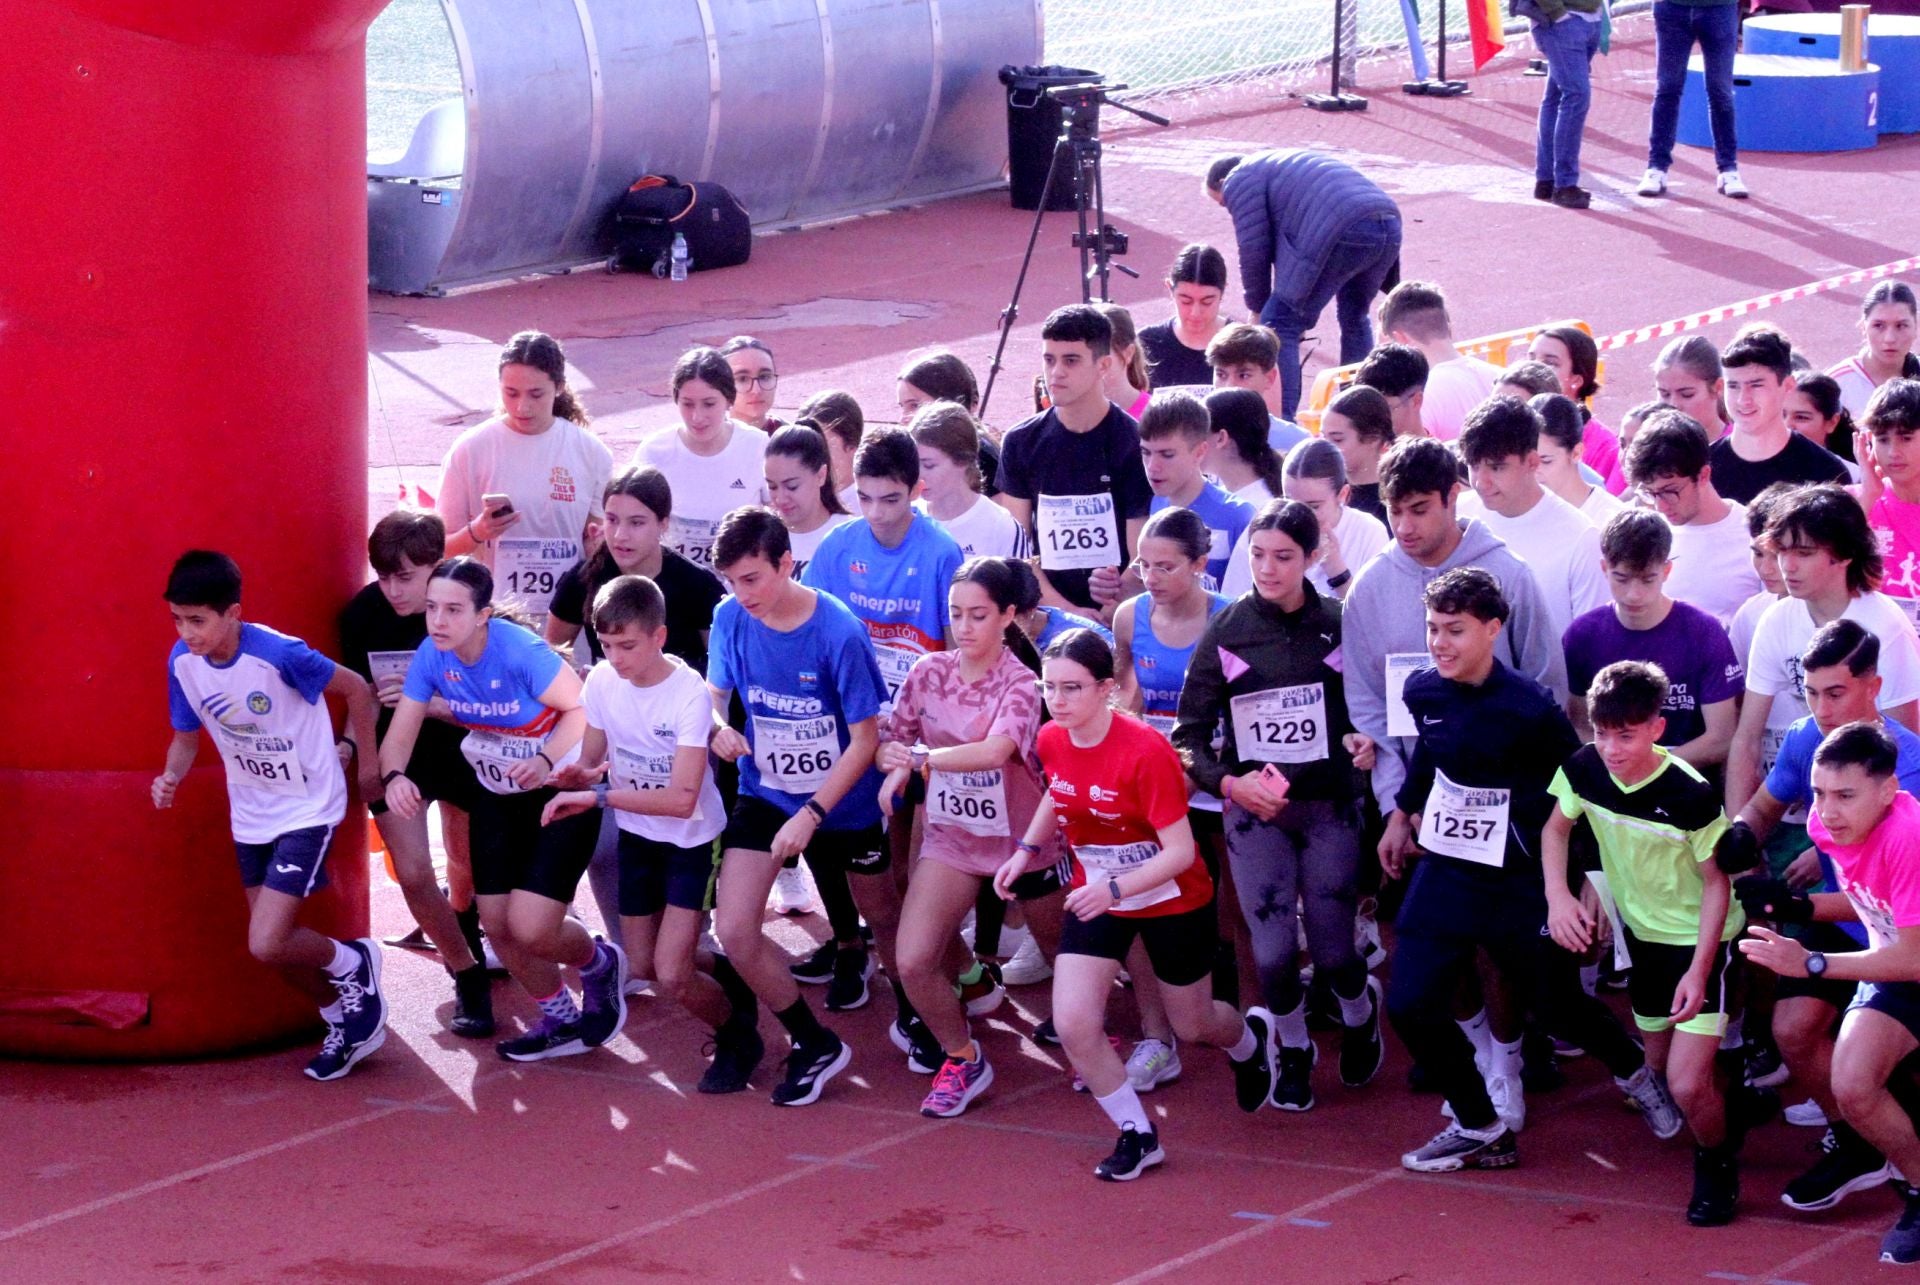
[979,84,1170,421]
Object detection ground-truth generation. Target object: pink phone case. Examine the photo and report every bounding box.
[1260,764,1290,798]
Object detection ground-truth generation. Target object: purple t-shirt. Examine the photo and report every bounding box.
[1562,600,1744,746]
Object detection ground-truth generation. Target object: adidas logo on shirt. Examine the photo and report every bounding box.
[729,479,746,489]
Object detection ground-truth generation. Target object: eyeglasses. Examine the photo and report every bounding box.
[736,372,778,390]
[1636,480,1692,506]
[1038,680,1094,699]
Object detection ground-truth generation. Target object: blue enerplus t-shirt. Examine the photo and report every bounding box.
[708,589,889,827]
[1035,606,1113,650]
[1150,480,1253,589]
[402,618,565,736]
[802,513,964,706]
[1765,712,1920,947]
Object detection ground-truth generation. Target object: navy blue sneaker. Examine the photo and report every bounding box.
[498,1015,590,1062]
[578,937,628,1048]
[334,938,389,1049]
[304,1020,385,1082]
[771,1032,851,1106]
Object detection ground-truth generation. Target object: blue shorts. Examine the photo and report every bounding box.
[618,831,719,916]
[1850,979,1920,1042]
[236,825,335,897]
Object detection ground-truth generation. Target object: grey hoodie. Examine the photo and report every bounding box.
[1342,518,1570,808]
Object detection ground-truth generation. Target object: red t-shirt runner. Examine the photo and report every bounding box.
[1038,712,1213,917]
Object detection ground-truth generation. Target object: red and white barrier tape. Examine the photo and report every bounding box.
[1596,254,1920,351]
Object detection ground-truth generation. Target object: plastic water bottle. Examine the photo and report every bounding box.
[670,233,689,282]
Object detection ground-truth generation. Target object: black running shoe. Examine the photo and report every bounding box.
[789,938,837,985]
[698,1019,765,1094]
[1783,1127,1894,1212]
[497,1015,590,1062]
[1338,976,1384,1089]
[577,938,628,1048]
[1401,1125,1517,1173]
[1884,1185,1920,1265]
[1094,1125,1164,1182]
[450,964,495,1039]
[1230,1009,1278,1113]
[888,1013,943,1075]
[1687,1146,1739,1226]
[825,948,873,1012]
[1272,1041,1318,1112]
[1744,1039,1789,1089]
[1033,1017,1062,1046]
[771,1032,852,1107]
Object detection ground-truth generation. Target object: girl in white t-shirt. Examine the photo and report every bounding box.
[1205,386,1283,508]
[765,424,855,576]
[438,331,614,619]
[911,403,1029,560]
[1654,336,1730,444]
[1828,282,1918,420]
[631,348,771,569]
[1280,439,1387,601]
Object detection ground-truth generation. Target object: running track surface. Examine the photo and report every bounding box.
[10,18,1919,1281]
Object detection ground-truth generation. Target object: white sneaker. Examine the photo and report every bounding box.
[1126,1038,1183,1091]
[1636,167,1668,197]
[1355,909,1386,971]
[1786,1097,1829,1128]
[771,865,814,916]
[1488,1072,1527,1134]
[1000,932,1053,985]
[1618,1064,1685,1140]
[1717,170,1750,199]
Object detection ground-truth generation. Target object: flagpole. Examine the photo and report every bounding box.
[1405,0,1471,96]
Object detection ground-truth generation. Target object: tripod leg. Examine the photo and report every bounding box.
[981,136,1069,420]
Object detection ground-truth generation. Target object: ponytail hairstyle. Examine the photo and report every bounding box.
[897,352,981,414]
[1041,627,1116,683]
[1791,372,1856,452]
[1007,557,1044,614]
[1166,242,1229,292]
[954,557,1044,675]
[908,401,985,494]
[1248,497,1321,559]
[1094,303,1150,394]
[767,423,848,515]
[1541,325,1602,416]
[499,330,589,425]
[1205,386,1283,496]
[587,465,675,580]
[1283,435,1348,491]
[1656,334,1723,386]
[670,346,737,405]
[429,555,540,632]
[1138,505,1212,567]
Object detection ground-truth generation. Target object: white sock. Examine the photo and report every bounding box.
[1457,1009,1492,1061]
[1095,1083,1152,1133]
[325,939,359,979]
[1336,982,1374,1028]
[1272,999,1311,1049]
[1490,1036,1524,1082]
[1579,962,1599,997]
[1227,1023,1259,1062]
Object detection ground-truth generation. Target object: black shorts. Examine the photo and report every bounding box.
[370,736,478,818]
[1851,980,1920,1042]
[722,794,888,875]
[1777,921,1868,1009]
[1059,900,1218,988]
[1190,806,1224,881]
[235,825,334,898]
[466,786,600,901]
[618,831,719,916]
[1623,925,1736,1037]
[1008,850,1071,901]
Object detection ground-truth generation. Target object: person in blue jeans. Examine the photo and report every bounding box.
[1641,0,1748,200]
[1206,151,1403,420]
[1525,0,1605,210]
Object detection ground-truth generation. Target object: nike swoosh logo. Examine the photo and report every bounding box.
[1421,716,1441,725]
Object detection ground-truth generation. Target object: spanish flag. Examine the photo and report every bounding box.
[1467,0,1506,69]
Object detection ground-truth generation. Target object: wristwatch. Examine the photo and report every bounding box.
[1806,951,1828,978]
[593,782,610,809]
[910,744,931,772]
[1108,877,1124,904]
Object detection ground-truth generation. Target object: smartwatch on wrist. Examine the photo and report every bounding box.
[593,782,610,809]
[1326,568,1352,590]
[1108,877,1124,903]
[1806,951,1828,978]
[910,744,931,772]
[803,798,828,823]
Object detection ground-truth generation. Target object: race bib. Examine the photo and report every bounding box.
[461,728,544,795]
[1145,712,1177,739]
[1231,683,1328,764]
[611,745,702,821]
[1420,769,1510,867]
[367,650,414,688]
[1036,493,1119,571]
[221,732,307,798]
[874,644,918,706]
[1762,726,1808,825]
[926,768,1011,837]
[1076,840,1179,911]
[1385,652,1428,738]
[667,515,720,567]
[495,537,579,621]
[753,713,840,794]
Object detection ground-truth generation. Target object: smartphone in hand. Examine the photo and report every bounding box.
[1259,763,1290,799]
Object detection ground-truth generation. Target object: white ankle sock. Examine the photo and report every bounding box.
[1227,1023,1259,1062]
[1095,1083,1151,1133]
[325,939,359,979]
[1491,1037,1524,1082]
[1272,999,1311,1049]
[1336,982,1374,1028]
[1457,1008,1492,1062]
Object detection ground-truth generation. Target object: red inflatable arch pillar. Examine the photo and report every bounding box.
[0,0,390,1057]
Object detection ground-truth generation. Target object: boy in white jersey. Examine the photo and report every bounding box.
[543,575,764,1093]
[152,551,390,1082]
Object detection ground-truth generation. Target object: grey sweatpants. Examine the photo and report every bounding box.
[1224,797,1366,1016]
